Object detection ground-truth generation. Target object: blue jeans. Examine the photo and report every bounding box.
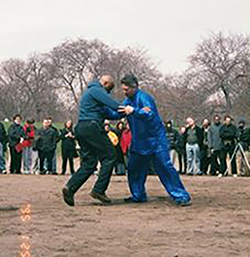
[23,147,33,172]
[186,143,201,174]
[0,142,6,171]
[127,150,191,204]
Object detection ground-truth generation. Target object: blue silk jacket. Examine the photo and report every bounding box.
[124,89,168,155]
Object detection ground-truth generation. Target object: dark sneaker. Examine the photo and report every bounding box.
[124,197,147,203]
[177,200,192,207]
[124,197,135,203]
[90,191,111,203]
[62,186,75,206]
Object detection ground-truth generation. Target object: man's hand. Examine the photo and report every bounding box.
[118,105,134,115]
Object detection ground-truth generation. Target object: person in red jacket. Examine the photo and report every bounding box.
[22,119,36,174]
[120,121,132,172]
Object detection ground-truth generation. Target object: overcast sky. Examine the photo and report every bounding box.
[0,0,249,73]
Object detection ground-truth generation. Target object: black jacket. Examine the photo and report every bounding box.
[36,127,58,152]
[184,125,203,148]
[8,122,25,147]
[176,134,186,154]
[60,128,76,151]
[165,128,179,150]
[238,126,250,150]
[0,122,7,151]
[219,123,238,148]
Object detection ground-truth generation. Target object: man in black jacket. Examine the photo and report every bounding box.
[164,120,179,165]
[0,121,7,174]
[237,120,250,176]
[36,118,58,175]
[184,117,203,175]
[8,114,25,174]
[219,115,238,177]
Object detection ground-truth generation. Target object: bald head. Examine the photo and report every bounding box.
[100,75,115,92]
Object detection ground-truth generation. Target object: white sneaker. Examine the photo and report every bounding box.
[233,174,238,178]
[218,174,223,178]
[24,170,30,175]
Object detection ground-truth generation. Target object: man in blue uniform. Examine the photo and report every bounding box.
[62,75,121,206]
[118,74,191,206]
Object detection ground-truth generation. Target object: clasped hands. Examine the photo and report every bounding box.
[118,105,151,115]
[118,105,134,115]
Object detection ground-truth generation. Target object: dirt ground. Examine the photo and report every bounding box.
[0,172,249,257]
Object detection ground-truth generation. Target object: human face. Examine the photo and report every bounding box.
[186,117,194,128]
[103,81,115,92]
[66,120,72,128]
[15,116,22,124]
[225,117,231,125]
[43,119,50,129]
[122,84,136,97]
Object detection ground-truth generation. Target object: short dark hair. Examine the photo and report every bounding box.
[13,114,22,121]
[213,114,220,120]
[26,118,35,124]
[121,74,139,88]
[224,115,233,121]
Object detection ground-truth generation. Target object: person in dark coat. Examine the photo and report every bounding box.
[219,115,238,177]
[176,126,187,174]
[36,118,58,175]
[200,119,211,175]
[164,120,179,164]
[237,120,250,176]
[8,114,25,174]
[0,121,7,173]
[60,120,76,175]
[114,121,126,175]
[208,115,222,175]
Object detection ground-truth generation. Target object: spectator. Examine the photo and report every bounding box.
[184,117,203,175]
[114,121,126,175]
[8,114,25,174]
[47,117,60,174]
[164,120,179,164]
[176,126,187,174]
[208,115,222,176]
[219,115,238,177]
[0,121,7,174]
[60,120,76,175]
[36,118,58,175]
[200,119,211,175]
[237,120,250,176]
[120,121,132,173]
[22,118,36,174]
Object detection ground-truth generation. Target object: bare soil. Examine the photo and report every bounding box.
[0,173,249,257]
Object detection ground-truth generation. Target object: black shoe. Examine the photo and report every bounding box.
[124,197,134,203]
[90,191,111,203]
[177,200,192,206]
[62,186,75,206]
[123,197,146,203]
[52,172,58,175]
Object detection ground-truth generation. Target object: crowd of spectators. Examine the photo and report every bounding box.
[0,114,249,177]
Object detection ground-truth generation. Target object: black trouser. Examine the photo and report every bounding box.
[177,152,187,174]
[10,146,22,174]
[66,121,116,194]
[210,150,220,175]
[62,151,74,175]
[200,148,211,174]
[220,145,237,175]
[38,150,54,174]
